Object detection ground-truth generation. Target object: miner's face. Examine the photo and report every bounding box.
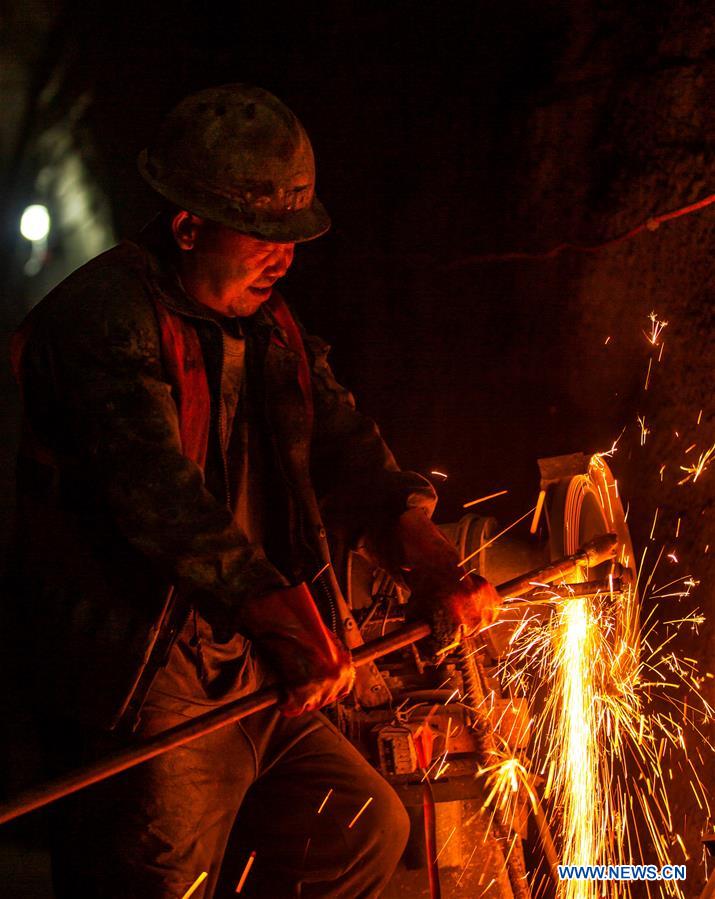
[172,211,295,317]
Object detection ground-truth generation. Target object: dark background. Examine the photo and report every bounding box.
[0,1,713,895]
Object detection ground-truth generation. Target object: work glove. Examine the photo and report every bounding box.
[239,583,355,717]
[383,508,501,655]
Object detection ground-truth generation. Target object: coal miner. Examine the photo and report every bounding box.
[9,85,499,897]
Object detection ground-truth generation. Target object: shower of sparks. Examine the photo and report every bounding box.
[430,470,449,479]
[678,442,715,485]
[558,596,598,890]
[644,310,668,345]
[498,554,713,899]
[481,449,714,899]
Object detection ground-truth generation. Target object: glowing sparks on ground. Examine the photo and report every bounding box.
[181,871,208,899]
[678,442,715,485]
[463,489,509,508]
[347,796,373,829]
[234,852,256,893]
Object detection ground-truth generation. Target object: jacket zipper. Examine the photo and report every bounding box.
[218,403,231,510]
[217,329,232,511]
[155,283,238,512]
[313,567,339,635]
[264,329,338,637]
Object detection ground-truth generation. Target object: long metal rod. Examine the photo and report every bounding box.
[0,537,617,827]
[497,532,617,598]
[0,622,430,827]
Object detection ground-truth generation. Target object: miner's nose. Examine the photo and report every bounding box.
[265,243,295,279]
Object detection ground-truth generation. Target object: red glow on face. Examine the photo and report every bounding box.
[178,215,295,317]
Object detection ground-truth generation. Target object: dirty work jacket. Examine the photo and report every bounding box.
[8,235,436,730]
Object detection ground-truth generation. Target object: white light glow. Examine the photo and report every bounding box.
[20,205,51,242]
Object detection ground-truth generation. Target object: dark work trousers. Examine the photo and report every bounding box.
[49,630,409,898]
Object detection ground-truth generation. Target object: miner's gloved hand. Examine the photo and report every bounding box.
[385,508,501,655]
[239,583,355,717]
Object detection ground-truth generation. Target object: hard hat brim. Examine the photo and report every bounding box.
[138,148,331,244]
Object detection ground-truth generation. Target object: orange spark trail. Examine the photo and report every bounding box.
[235,852,256,894]
[463,489,508,508]
[348,797,373,829]
[644,311,668,345]
[459,506,536,567]
[182,871,208,899]
[678,442,715,485]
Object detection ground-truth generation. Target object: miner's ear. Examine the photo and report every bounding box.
[171,210,204,251]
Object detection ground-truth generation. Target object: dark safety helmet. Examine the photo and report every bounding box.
[138,84,330,243]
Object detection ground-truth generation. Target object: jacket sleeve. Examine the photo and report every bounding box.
[18,263,288,614]
[304,329,437,546]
